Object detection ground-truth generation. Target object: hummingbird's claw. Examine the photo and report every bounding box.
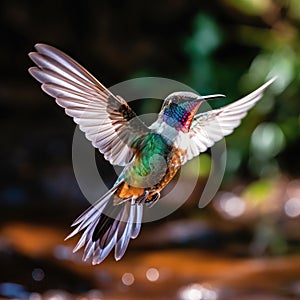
[145,192,161,208]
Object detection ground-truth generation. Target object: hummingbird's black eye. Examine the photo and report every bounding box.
[172,96,179,104]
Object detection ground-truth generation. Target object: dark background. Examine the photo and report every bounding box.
[1,0,300,299]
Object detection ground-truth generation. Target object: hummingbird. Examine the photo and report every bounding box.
[28,43,276,264]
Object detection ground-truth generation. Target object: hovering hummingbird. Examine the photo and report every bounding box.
[28,44,275,264]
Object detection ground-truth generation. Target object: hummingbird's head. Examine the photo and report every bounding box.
[161,91,225,133]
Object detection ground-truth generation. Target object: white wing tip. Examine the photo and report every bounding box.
[265,76,278,86]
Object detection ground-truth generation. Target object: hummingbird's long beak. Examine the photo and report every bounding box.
[196,94,226,101]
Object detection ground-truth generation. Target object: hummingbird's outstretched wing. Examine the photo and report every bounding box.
[176,77,276,164]
[28,44,149,166]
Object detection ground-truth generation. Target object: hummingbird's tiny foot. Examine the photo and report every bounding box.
[114,196,131,205]
[135,190,149,205]
[145,192,160,208]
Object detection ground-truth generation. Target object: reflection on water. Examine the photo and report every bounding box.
[0,175,299,300]
[0,282,29,299]
[178,283,218,300]
[0,218,299,300]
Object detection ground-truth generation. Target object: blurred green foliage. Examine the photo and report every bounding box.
[180,0,300,180]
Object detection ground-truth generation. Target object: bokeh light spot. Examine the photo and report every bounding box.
[251,122,285,159]
[178,283,218,300]
[29,293,42,300]
[121,273,135,286]
[146,268,160,282]
[32,268,45,282]
[217,192,245,218]
[285,198,300,218]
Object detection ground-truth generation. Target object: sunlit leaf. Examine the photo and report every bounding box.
[226,0,272,16]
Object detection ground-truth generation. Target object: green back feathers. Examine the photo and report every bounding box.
[126,133,172,188]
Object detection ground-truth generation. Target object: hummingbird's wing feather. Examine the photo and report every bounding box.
[28,43,149,166]
[177,77,276,164]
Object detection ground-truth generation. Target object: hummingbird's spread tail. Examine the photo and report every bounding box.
[65,182,143,264]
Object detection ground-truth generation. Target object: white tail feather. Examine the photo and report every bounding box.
[65,184,144,264]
